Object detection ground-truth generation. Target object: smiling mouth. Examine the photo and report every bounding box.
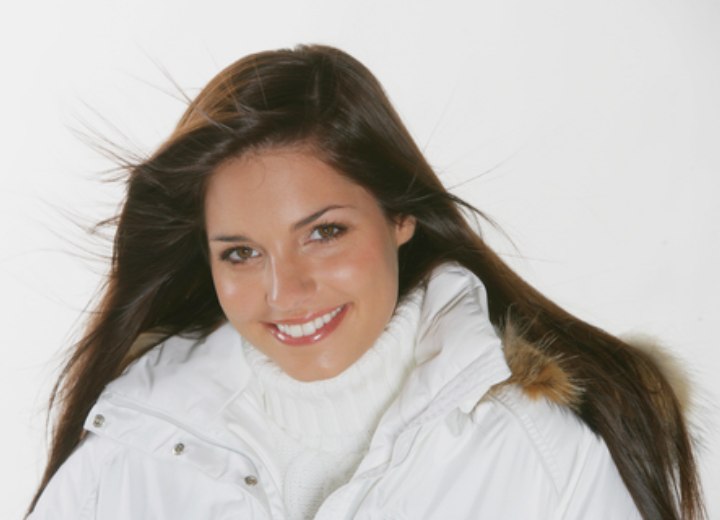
[267,304,348,346]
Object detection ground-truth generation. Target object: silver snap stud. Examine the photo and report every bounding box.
[244,475,258,486]
[172,442,185,455]
[92,414,105,428]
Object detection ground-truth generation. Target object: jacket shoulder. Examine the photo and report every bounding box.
[29,433,122,519]
[475,385,640,518]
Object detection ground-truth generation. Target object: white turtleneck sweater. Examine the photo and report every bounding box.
[238,290,423,520]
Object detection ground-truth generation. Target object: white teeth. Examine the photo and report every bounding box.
[289,324,303,337]
[301,322,315,336]
[275,306,343,338]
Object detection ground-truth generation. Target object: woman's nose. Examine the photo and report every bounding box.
[265,256,316,312]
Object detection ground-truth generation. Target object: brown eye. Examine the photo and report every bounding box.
[221,246,260,264]
[309,223,347,242]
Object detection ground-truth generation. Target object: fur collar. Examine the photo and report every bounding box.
[495,324,689,412]
[494,324,582,409]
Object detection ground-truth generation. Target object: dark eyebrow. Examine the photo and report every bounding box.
[210,233,252,243]
[291,205,348,231]
[209,205,349,242]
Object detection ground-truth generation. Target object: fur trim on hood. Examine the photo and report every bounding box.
[493,324,582,410]
[494,324,690,413]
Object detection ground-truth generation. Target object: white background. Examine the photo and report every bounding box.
[1,0,718,517]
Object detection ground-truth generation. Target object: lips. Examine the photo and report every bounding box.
[266,304,349,346]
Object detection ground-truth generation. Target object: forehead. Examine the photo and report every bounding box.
[204,149,379,230]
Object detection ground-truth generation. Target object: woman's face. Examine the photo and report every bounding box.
[205,148,415,381]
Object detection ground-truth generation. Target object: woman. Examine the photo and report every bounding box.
[28,44,703,519]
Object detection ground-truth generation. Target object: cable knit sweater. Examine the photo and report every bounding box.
[237,290,423,520]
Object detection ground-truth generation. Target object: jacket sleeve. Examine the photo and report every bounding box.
[28,433,120,520]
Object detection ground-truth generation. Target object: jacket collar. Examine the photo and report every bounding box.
[353,263,512,475]
[98,322,252,430]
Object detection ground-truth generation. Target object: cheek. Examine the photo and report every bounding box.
[211,265,238,300]
[320,232,399,296]
[211,267,262,323]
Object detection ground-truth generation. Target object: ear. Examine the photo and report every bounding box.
[393,215,416,247]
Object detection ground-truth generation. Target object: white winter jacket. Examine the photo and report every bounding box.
[30,264,640,519]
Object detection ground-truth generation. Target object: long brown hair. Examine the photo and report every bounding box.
[30,44,704,519]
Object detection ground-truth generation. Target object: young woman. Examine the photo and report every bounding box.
[28,44,703,519]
